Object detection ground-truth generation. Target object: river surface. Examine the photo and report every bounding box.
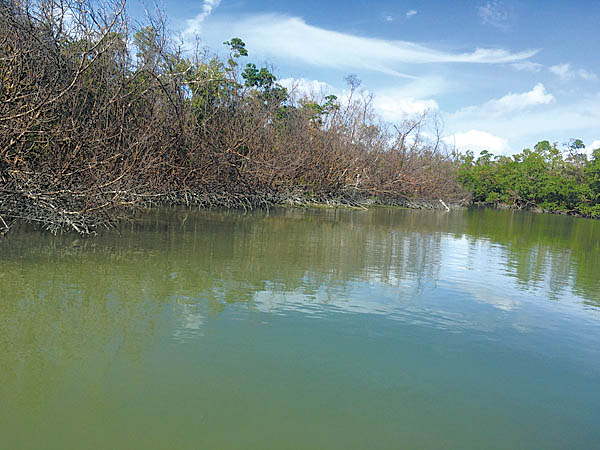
[1,207,600,449]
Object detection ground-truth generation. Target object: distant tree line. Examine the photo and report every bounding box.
[458,139,600,217]
[0,0,463,234]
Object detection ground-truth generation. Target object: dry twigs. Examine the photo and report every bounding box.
[0,0,465,235]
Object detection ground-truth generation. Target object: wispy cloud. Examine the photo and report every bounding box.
[478,1,511,29]
[578,69,598,81]
[193,14,538,77]
[549,63,598,81]
[183,0,222,35]
[375,95,438,120]
[511,61,543,72]
[385,15,394,22]
[549,63,571,78]
[406,10,417,18]
[377,76,449,102]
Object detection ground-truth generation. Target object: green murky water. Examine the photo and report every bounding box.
[1,207,599,449]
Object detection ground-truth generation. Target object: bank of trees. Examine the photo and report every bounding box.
[458,140,600,217]
[0,0,463,234]
[9,0,594,235]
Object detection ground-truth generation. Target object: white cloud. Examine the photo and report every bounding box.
[485,83,554,113]
[278,77,334,98]
[479,1,510,29]
[406,10,417,18]
[278,77,441,124]
[385,15,394,22]
[511,61,543,72]
[577,69,598,81]
[192,14,538,77]
[443,130,509,154]
[550,63,571,79]
[445,92,600,153]
[367,79,448,123]
[375,96,439,121]
[183,0,222,36]
[550,63,598,81]
[578,139,600,158]
[455,83,554,118]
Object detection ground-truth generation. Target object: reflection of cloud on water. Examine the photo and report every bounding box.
[166,233,538,336]
[172,300,205,341]
[455,282,520,312]
[234,232,572,337]
[247,279,480,334]
[249,276,418,316]
[440,233,590,315]
[164,215,598,340]
[440,235,530,310]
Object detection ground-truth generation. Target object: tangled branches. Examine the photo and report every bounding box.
[0,0,465,235]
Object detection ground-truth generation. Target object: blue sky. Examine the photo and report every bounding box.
[134,0,600,155]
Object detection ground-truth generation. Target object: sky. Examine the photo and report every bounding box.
[131,0,600,155]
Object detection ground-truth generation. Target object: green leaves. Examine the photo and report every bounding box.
[241,62,288,106]
[223,38,248,58]
[458,139,600,216]
[242,63,276,89]
[223,37,248,68]
[297,95,340,125]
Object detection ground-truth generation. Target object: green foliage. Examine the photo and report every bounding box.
[223,37,248,70]
[223,38,248,58]
[242,63,275,89]
[134,27,161,67]
[298,95,340,125]
[458,140,600,217]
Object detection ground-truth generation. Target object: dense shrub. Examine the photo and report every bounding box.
[458,140,600,217]
[0,0,463,234]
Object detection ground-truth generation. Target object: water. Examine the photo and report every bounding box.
[1,207,599,449]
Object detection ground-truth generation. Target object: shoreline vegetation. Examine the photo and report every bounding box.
[0,0,466,235]
[1,0,599,236]
[458,141,600,219]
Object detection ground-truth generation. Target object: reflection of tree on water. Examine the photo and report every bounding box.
[1,206,599,418]
[452,208,600,304]
[108,207,445,314]
[2,207,598,321]
[0,262,164,422]
[0,208,446,422]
